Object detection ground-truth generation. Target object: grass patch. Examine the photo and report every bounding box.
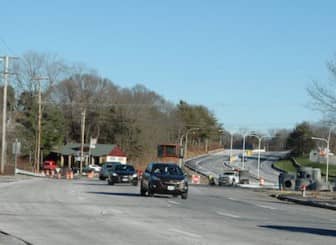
[274,157,336,177]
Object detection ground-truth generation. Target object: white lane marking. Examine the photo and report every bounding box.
[228,197,237,201]
[169,228,202,238]
[216,211,240,218]
[256,205,277,210]
[168,200,180,205]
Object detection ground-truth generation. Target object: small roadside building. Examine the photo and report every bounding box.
[55,143,127,168]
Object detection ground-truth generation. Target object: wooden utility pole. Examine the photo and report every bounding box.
[34,77,48,173]
[1,56,17,174]
[80,109,86,175]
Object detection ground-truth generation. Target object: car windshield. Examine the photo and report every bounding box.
[224,172,235,176]
[104,162,121,169]
[152,165,183,176]
[115,165,134,171]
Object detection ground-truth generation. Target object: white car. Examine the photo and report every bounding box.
[88,164,102,173]
[218,171,239,186]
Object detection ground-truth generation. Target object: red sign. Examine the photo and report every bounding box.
[192,174,200,184]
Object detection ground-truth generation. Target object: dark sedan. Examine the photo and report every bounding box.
[107,164,138,186]
[140,163,188,199]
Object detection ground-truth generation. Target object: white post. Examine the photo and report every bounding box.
[257,137,261,179]
[229,133,233,162]
[326,125,336,183]
[242,135,246,169]
[326,133,330,184]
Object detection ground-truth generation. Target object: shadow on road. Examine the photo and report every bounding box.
[260,225,336,237]
[87,191,140,197]
[75,182,108,186]
[87,191,171,199]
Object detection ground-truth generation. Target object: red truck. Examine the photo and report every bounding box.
[43,160,57,171]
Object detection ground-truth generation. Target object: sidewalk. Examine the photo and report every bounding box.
[274,191,336,211]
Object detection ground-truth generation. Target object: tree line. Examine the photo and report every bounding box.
[1,51,222,167]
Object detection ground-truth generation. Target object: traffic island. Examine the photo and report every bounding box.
[273,191,336,211]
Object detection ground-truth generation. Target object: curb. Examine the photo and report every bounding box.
[276,194,336,211]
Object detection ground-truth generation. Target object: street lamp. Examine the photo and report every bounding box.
[247,134,270,179]
[229,132,234,163]
[184,128,199,159]
[178,128,199,168]
[312,125,336,183]
[242,133,256,170]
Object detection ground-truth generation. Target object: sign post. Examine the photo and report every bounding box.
[12,139,21,175]
[89,138,97,165]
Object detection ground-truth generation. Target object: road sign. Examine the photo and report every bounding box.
[90,138,97,149]
[192,174,200,184]
[12,139,21,155]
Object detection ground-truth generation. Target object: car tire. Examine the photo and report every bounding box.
[181,192,188,200]
[107,179,114,185]
[218,182,222,186]
[132,181,138,186]
[232,179,236,186]
[140,184,146,196]
[148,184,154,197]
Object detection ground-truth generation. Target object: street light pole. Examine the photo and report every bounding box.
[184,128,199,160]
[247,134,270,179]
[312,125,336,183]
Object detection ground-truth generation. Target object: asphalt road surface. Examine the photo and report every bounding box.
[188,150,286,185]
[0,177,335,245]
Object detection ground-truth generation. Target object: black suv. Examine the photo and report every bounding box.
[107,164,138,186]
[99,162,121,180]
[140,163,188,199]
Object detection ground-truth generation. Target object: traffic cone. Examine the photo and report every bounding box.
[259,177,264,186]
[301,185,306,197]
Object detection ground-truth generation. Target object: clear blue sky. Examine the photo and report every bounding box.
[1,0,335,132]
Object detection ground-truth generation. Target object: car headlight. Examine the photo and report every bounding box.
[112,172,118,176]
[132,173,137,178]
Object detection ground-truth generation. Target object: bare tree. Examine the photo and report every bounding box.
[307,59,336,121]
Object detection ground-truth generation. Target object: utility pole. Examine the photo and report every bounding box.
[34,77,48,173]
[1,56,17,174]
[80,109,86,175]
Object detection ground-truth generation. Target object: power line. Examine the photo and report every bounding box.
[0,37,17,57]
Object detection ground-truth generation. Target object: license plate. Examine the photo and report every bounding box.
[122,177,128,181]
[167,186,175,191]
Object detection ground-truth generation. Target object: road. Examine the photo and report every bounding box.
[0,177,335,245]
[186,150,287,185]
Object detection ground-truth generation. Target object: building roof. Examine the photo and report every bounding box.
[56,143,126,157]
